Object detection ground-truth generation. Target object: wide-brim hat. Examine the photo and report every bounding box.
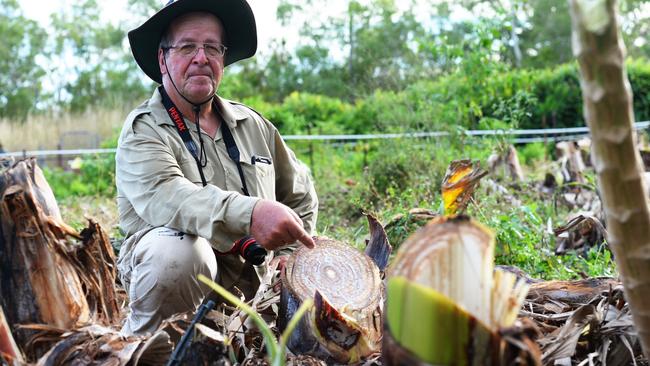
[128,0,257,84]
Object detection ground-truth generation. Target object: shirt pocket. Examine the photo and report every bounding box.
[179,158,214,185]
[240,154,275,199]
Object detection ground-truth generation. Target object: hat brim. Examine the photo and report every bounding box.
[128,0,257,84]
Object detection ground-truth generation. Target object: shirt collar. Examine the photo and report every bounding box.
[214,95,249,129]
[151,88,248,129]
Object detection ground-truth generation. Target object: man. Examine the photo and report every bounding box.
[115,0,318,335]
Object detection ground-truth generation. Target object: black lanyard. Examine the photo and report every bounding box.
[159,86,250,196]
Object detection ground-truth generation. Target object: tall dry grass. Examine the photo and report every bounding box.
[0,106,131,152]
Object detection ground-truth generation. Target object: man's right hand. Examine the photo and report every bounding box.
[250,199,315,250]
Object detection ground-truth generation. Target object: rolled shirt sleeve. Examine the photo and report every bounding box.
[271,128,318,235]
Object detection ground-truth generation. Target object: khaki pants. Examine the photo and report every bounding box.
[117,227,218,335]
[117,227,264,336]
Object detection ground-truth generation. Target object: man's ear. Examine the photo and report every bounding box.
[158,48,167,76]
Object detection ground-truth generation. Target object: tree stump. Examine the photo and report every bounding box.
[0,158,120,360]
[279,215,391,364]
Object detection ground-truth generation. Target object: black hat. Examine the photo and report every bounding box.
[128,0,257,84]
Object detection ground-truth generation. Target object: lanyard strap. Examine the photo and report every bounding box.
[220,117,250,196]
[159,86,249,196]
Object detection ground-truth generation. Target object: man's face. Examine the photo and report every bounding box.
[158,12,225,103]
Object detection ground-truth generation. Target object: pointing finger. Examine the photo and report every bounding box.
[290,224,315,249]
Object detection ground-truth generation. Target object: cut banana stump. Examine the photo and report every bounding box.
[279,215,391,364]
[384,216,540,365]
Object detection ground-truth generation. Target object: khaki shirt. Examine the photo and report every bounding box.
[116,88,318,254]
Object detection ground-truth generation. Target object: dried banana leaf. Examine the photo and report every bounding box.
[553,214,607,255]
[441,159,487,215]
[32,325,172,366]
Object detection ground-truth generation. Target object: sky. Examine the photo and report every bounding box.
[19,0,472,56]
[20,0,285,55]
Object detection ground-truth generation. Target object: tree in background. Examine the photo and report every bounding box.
[240,0,429,101]
[0,0,47,120]
[1,0,648,120]
[48,0,149,112]
[462,0,650,69]
[619,0,650,58]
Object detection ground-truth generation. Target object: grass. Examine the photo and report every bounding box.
[294,138,617,281]
[14,110,617,282]
[57,195,121,239]
[0,106,130,152]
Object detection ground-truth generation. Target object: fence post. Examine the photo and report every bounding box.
[307,126,315,173]
[57,143,63,169]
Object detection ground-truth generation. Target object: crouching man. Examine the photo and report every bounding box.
[115,0,318,335]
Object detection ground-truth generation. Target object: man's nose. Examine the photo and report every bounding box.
[192,47,209,63]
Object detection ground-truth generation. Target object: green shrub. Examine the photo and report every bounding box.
[528,59,650,128]
[234,59,650,136]
[628,58,650,122]
[245,92,355,135]
[530,64,584,129]
[519,142,548,166]
[44,154,116,199]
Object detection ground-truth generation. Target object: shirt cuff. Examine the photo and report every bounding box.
[225,194,260,236]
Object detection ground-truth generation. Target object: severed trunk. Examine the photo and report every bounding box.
[505,145,525,182]
[279,215,391,364]
[1,158,89,354]
[383,216,539,365]
[486,146,524,182]
[556,141,587,185]
[569,0,650,359]
[0,158,120,360]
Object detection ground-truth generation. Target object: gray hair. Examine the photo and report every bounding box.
[159,28,173,52]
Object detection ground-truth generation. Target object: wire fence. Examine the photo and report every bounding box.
[1,121,648,161]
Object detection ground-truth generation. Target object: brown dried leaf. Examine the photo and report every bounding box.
[540,304,599,362]
[554,214,607,255]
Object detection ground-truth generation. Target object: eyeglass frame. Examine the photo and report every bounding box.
[162,42,228,59]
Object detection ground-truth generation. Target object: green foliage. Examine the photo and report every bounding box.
[473,200,617,280]
[352,88,444,133]
[230,59,650,138]
[518,0,573,68]
[364,140,450,195]
[302,136,617,280]
[48,0,149,112]
[257,60,650,135]
[44,154,116,199]
[628,58,650,122]
[241,92,355,135]
[519,142,548,166]
[0,0,47,120]
[529,64,584,128]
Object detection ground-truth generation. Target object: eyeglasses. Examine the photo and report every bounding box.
[165,42,227,58]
